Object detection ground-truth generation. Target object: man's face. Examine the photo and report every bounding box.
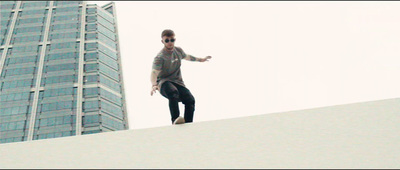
[162,36,175,50]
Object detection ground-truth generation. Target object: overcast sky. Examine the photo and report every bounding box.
[91,1,400,130]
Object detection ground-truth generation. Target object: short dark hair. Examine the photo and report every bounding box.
[161,29,175,38]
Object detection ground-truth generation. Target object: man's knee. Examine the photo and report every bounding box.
[166,90,180,101]
[182,95,195,105]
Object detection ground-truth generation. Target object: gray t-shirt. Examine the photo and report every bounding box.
[152,46,187,88]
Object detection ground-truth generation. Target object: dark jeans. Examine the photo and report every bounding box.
[160,81,195,124]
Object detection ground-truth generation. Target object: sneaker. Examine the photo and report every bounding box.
[173,116,185,125]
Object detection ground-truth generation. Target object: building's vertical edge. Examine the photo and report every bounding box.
[0,1,21,79]
[76,1,87,136]
[104,2,130,130]
[27,1,54,141]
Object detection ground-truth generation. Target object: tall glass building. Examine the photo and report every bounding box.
[0,1,128,144]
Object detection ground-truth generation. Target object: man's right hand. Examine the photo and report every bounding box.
[150,85,159,96]
[150,69,161,96]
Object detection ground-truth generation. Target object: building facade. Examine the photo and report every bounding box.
[0,1,128,144]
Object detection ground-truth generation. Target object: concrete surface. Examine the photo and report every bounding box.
[1,98,400,168]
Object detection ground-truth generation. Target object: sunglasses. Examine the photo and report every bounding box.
[164,38,176,43]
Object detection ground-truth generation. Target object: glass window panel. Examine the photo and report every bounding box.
[12,45,40,53]
[0,123,8,132]
[50,32,78,40]
[56,116,63,125]
[45,63,77,72]
[52,23,79,31]
[84,75,98,84]
[50,42,77,50]
[86,15,97,23]
[41,101,73,112]
[98,43,117,60]
[83,100,99,112]
[47,133,55,138]
[101,101,123,119]
[98,8,114,23]
[22,1,48,9]
[40,118,48,127]
[84,87,99,97]
[38,134,46,139]
[0,92,30,102]
[63,116,71,124]
[85,42,97,51]
[1,79,33,90]
[13,35,41,44]
[101,115,124,130]
[99,63,119,81]
[55,1,81,6]
[2,67,36,77]
[55,132,62,137]
[55,6,79,13]
[44,75,75,85]
[34,119,40,128]
[1,12,13,19]
[43,88,73,98]
[53,14,80,22]
[98,25,115,41]
[8,122,17,130]
[100,88,122,106]
[86,8,96,14]
[105,7,114,15]
[14,25,43,34]
[83,115,99,124]
[97,16,115,32]
[47,117,56,126]
[17,17,45,25]
[46,52,78,61]
[1,3,15,10]
[84,63,98,72]
[7,55,38,65]
[21,9,46,16]
[86,23,97,31]
[85,32,97,40]
[99,74,120,92]
[102,53,120,67]
[98,32,116,49]
[15,121,25,130]
[84,52,97,61]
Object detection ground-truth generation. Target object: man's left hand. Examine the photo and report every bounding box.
[200,56,212,62]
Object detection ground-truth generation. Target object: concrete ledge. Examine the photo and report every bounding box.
[1,98,400,168]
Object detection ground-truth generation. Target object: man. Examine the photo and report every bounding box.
[150,29,212,125]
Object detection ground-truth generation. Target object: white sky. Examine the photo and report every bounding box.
[91,1,400,130]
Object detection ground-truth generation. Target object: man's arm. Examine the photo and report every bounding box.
[150,69,161,86]
[150,69,161,96]
[184,54,212,62]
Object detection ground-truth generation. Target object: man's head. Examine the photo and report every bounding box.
[161,29,175,50]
